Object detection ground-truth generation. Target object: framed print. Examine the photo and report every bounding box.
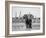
[5,1,45,37]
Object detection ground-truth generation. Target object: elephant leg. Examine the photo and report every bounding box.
[29,23,32,28]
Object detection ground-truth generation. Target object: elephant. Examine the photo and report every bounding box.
[23,14,32,28]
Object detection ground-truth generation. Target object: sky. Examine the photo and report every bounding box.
[12,6,40,18]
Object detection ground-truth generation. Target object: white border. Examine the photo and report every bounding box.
[9,4,43,34]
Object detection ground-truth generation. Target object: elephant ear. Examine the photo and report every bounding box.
[23,14,28,19]
[29,14,34,19]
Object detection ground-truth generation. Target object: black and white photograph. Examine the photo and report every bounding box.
[9,3,43,34]
[5,1,45,37]
[12,7,40,31]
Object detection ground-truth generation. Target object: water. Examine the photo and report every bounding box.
[12,22,40,31]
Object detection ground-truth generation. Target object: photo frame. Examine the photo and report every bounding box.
[5,1,45,37]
